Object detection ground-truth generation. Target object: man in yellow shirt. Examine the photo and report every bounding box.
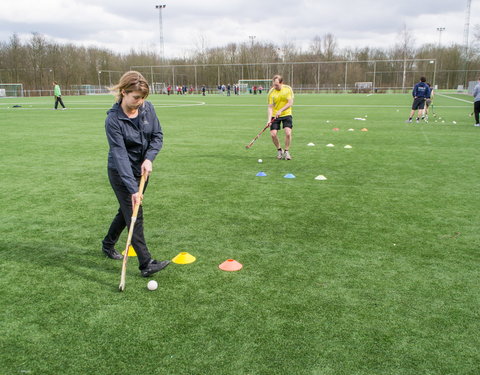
[267,75,294,160]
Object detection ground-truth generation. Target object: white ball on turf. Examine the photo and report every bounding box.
[258,159,263,163]
[147,280,158,291]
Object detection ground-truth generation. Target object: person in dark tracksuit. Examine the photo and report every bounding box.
[472,77,480,127]
[102,71,170,277]
[406,76,430,123]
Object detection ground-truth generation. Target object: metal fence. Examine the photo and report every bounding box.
[2,59,479,97]
[131,59,447,94]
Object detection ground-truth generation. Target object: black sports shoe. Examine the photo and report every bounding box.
[141,259,170,277]
[102,247,123,260]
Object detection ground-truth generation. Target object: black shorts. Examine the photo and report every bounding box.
[412,97,426,110]
[270,115,293,130]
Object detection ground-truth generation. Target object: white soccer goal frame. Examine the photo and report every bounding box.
[354,82,373,93]
[152,82,167,94]
[0,83,24,97]
[237,79,271,95]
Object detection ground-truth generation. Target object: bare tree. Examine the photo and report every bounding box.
[3,34,25,82]
[310,35,322,57]
[322,33,337,61]
[472,24,480,49]
[393,24,416,91]
[1,26,478,93]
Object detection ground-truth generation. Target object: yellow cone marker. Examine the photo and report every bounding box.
[172,252,196,264]
[122,245,137,257]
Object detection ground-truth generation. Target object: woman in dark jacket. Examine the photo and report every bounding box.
[102,71,170,277]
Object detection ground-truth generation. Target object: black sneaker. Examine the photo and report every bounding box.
[102,247,123,260]
[141,259,171,277]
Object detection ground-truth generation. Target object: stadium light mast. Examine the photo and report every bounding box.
[463,0,471,53]
[462,0,472,87]
[156,4,166,62]
[436,27,445,47]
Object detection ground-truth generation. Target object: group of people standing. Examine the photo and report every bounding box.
[406,77,433,123]
[167,84,193,95]
[407,76,480,127]
[216,84,240,96]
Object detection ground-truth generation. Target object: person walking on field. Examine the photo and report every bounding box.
[406,76,430,123]
[424,82,434,121]
[267,75,294,160]
[52,81,66,110]
[472,77,480,127]
[102,71,170,277]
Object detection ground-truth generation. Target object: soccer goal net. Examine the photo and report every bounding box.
[0,83,24,97]
[467,81,478,95]
[354,82,373,93]
[238,79,271,95]
[152,82,167,94]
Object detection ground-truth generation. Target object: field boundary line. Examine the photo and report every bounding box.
[420,127,431,145]
[436,93,473,104]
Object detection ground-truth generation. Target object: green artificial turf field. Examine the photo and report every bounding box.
[1,92,479,374]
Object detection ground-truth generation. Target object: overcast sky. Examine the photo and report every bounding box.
[1,0,479,57]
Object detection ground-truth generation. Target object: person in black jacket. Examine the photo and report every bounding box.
[102,71,170,277]
[406,76,430,123]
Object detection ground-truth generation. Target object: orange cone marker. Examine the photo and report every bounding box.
[219,259,243,271]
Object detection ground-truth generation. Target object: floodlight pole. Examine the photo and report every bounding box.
[156,5,166,62]
[150,66,154,93]
[431,59,437,88]
[436,27,445,47]
[194,65,197,93]
[316,63,320,93]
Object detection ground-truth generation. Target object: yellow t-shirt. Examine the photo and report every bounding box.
[268,84,294,117]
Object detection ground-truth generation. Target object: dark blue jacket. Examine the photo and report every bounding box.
[105,100,163,194]
[412,82,430,98]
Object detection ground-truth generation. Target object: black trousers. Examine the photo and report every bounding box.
[474,101,480,124]
[102,169,152,269]
[54,96,65,109]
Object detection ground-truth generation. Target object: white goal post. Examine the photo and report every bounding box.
[467,81,477,95]
[354,82,373,93]
[152,82,167,94]
[0,83,24,97]
[238,79,271,95]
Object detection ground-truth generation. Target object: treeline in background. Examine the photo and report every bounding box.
[0,29,479,95]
